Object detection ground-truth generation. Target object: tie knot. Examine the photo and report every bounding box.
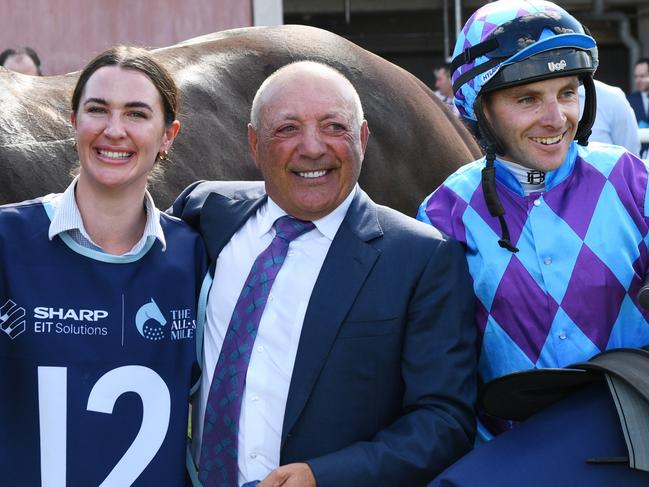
[273,215,315,242]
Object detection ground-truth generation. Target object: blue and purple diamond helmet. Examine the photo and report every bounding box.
[451,0,598,128]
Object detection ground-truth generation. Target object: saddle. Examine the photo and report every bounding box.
[480,347,649,472]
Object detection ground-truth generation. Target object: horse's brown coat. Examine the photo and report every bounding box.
[0,25,481,215]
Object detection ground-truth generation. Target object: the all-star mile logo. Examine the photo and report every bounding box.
[135,298,167,341]
[135,298,196,342]
[0,299,26,339]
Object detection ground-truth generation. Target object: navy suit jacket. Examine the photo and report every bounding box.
[628,91,648,124]
[627,91,648,156]
[171,181,477,487]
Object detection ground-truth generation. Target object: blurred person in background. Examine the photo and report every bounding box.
[0,46,42,75]
[434,63,460,116]
[627,57,649,158]
[578,78,640,156]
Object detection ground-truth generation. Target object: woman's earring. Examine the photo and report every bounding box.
[158,150,169,161]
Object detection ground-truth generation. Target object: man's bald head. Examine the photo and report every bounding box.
[249,61,364,130]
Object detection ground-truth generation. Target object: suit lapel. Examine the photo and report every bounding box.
[639,93,648,121]
[281,190,383,445]
[199,192,266,261]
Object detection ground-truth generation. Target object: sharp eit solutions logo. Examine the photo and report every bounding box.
[135,298,195,342]
[0,299,26,339]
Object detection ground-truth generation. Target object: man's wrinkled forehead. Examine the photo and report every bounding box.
[261,70,359,121]
[264,66,350,101]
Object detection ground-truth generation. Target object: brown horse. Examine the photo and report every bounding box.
[0,25,481,215]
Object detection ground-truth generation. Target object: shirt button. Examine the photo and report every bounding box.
[558,331,567,340]
[251,395,260,402]
[533,199,541,207]
[250,452,257,459]
[257,345,264,353]
[268,294,274,302]
[544,257,552,265]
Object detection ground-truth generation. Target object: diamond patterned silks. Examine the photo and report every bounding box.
[199,216,314,487]
[419,144,649,383]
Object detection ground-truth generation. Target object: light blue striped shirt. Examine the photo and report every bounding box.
[47,176,166,255]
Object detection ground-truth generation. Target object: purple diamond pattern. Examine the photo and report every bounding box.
[608,153,649,234]
[469,179,528,247]
[544,158,606,240]
[560,245,626,350]
[421,140,649,389]
[427,185,469,243]
[628,242,649,318]
[481,21,499,40]
[199,216,314,487]
[490,256,560,363]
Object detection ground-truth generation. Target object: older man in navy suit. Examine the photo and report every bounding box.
[172,61,477,487]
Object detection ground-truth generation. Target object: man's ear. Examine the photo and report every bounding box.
[247,124,260,169]
[360,120,370,156]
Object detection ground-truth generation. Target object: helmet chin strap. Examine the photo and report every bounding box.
[474,97,519,253]
[576,75,596,146]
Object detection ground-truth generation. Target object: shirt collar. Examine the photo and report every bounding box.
[493,142,578,196]
[258,185,357,241]
[48,176,166,252]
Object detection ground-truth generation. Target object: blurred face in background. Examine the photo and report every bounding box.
[3,54,39,76]
[634,61,649,93]
[435,68,453,99]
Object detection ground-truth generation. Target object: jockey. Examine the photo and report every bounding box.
[417,0,649,441]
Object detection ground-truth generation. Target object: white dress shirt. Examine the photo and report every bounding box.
[578,79,641,156]
[193,186,356,484]
[47,175,165,255]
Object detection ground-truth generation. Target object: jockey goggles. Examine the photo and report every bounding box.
[451,11,595,95]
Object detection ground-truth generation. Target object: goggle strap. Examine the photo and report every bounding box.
[450,38,499,74]
[452,57,502,96]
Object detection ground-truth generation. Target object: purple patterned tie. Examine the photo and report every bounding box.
[199,215,315,487]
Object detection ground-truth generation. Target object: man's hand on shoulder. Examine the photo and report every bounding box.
[257,462,316,487]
